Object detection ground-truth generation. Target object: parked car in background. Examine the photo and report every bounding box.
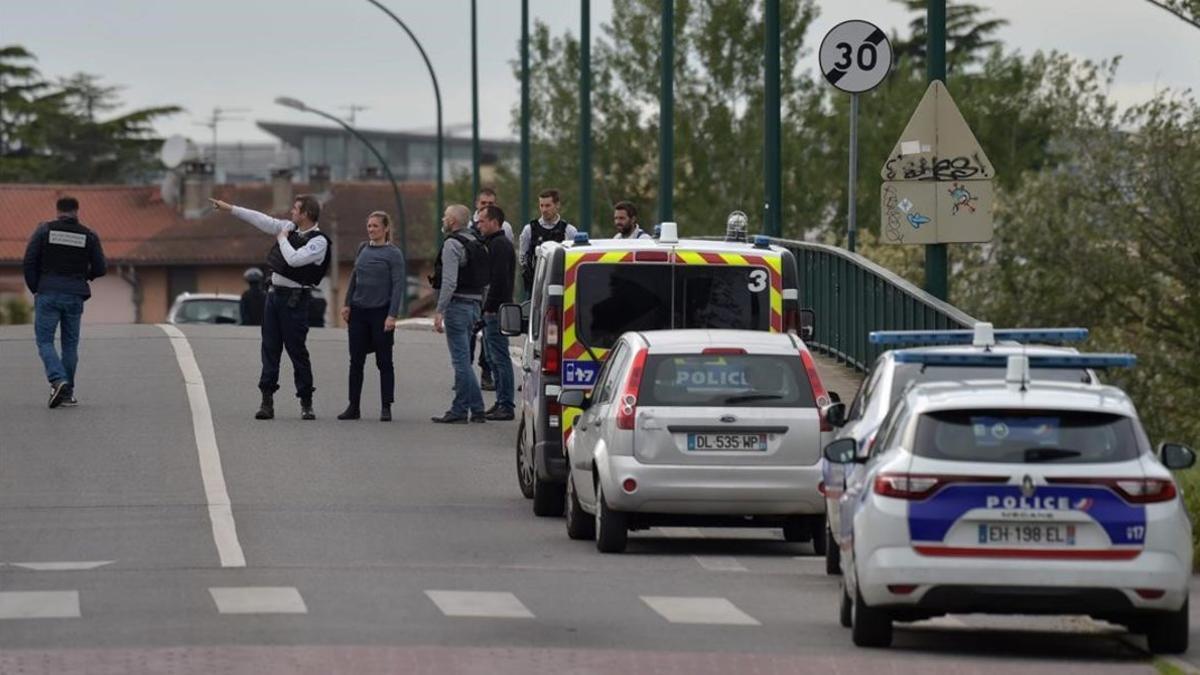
[167,293,241,325]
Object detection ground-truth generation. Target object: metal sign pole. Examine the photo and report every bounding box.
[848,93,859,253]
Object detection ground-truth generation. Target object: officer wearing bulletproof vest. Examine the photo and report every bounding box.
[240,267,266,326]
[210,195,330,420]
[518,188,577,294]
[22,196,107,408]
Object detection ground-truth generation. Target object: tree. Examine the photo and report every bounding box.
[890,0,1009,76]
[1142,0,1200,30]
[0,44,181,183]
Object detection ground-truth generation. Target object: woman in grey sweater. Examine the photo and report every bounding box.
[338,211,406,421]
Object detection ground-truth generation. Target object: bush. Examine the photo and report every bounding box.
[3,298,31,324]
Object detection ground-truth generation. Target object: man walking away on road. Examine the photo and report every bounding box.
[613,201,650,240]
[430,204,490,424]
[518,189,576,294]
[210,195,330,421]
[468,187,513,392]
[478,205,516,421]
[339,210,405,422]
[23,196,106,408]
[240,267,266,326]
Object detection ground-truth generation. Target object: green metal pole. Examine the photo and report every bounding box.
[520,0,531,229]
[471,0,480,200]
[925,0,948,300]
[579,0,592,234]
[763,0,781,237]
[658,0,674,225]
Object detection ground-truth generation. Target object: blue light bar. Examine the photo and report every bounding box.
[573,232,590,245]
[869,327,1089,345]
[753,235,771,249]
[892,351,1135,369]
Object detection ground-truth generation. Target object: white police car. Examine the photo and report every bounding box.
[824,352,1195,653]
[820,324,1095,575]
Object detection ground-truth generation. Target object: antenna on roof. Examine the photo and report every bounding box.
[340,104,370,127]
[194,106,251,180]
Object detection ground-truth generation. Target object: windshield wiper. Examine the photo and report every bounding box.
[1023,447,1083,463]
[723,393,785,404]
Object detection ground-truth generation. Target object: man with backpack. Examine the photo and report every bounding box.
[431,204,490,424]
[518,189,576,294]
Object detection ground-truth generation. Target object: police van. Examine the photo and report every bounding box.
[499,223,811,516]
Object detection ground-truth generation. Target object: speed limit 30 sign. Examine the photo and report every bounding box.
[819,20,893,94]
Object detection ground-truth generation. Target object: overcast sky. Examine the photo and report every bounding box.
[5,0,1197,145]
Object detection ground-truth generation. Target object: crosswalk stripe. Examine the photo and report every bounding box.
[640,596,760,625]
[0,591,80,619]
[425,590,534,619]
[209,587,307,615]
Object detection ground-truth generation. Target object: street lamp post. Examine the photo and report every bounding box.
[363,0,444,250]
[276,96,409,316]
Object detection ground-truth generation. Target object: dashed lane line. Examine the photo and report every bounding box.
[692,556,748,572]
[6,561,114,571]
[209,587,308,615]
[0,591,80,619]
[640,596,761,625]
[425,590,535,619]
[158,324,246,568]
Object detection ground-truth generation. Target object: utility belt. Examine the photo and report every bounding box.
[268,284,312,308]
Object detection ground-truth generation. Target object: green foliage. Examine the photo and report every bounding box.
[0,45,181,183]
[1,298,32,325]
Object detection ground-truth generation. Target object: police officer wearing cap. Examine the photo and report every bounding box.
[240,267,266,326]
[210,195,330,421]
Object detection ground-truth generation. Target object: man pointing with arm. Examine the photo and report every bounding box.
[210,195,330,420]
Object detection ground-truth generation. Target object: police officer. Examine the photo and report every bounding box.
[431,204,490,424]
[22,196,107,408]
[613,201,650,240]
[518,189,576,293]
[210,195,329,421]
[240,267,266,326]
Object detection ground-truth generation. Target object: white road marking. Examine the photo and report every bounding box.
[209,587,307,614]
[8,561,114,571]
[641,596,761,625]
[159,324,246,568]
[425,590,534,619]
[693,555,748,572]
[0,591,80,619]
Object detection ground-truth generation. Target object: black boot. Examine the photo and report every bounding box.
[255,392,274,420]
[338,405,361,420]
[301,397,316,421]
[380,405,392,422]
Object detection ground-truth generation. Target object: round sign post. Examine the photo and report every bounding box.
[819,20,893,252]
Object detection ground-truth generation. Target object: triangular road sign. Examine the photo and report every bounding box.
[881,80,993,182]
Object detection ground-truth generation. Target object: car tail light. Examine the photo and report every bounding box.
[874,473,1007,500]
[817,481,826,496]
[622,478,638,493]
[542,306,561,375]
[615,348,649,430]
[798,348,831,430]
[1136,588,1166,599]
[546,398,562,428]
[1047,477,1178,504]
[702,347,746,355]
[887,584,917,595]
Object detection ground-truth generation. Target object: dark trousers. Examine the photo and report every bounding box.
[347,305,395,408]
[260,288,314,399]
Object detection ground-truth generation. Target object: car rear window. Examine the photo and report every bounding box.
[638,354,815,407]
[890,363,1090,401]
[913,409,1139,463]
[576,263,773,349]
[178,300,240,324]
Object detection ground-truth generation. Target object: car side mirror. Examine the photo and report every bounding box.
[799,308,815,341]
[499,303,526,336]
[824,402,847,428]
[828,391,841,404]
[823,438,857,464]
[558,389,590,409]
[1160,443,1196,470]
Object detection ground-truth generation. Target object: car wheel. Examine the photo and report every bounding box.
[851,584,893,648]
[825,524,841,576]
[782,517,811,543]
[809,517,827,556]
[595,484,628,553]
[839,581,853,628]
[1146,599,1189,654]
[516,421,534,499]
[565,475,596,540]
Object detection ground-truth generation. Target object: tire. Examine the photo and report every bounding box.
[516,422,534,499]
[825,525,841,576]
[809,517,827,556]
[565,476,596,540]
[531,445,566,517]
[839,582,853,628]
[851,585,893,648]
[782,517,812,543]
[595,484,628,553]
[1146,599,1189,654]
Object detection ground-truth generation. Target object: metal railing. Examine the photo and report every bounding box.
[770,238,978,373]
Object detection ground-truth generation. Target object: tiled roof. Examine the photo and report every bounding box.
[0,181,439,265]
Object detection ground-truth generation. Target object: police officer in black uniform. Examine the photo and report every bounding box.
[240,267,266,326]
[210,195,330,420]
[22,196,107,408]
[518,189,577,294]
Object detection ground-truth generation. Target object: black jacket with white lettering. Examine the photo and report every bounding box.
[23,216,107,299]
